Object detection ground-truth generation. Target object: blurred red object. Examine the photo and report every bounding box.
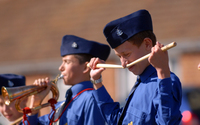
[182,110,200,125]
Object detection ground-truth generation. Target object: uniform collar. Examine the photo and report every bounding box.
[139,65,156,83]
[70,81,93,97]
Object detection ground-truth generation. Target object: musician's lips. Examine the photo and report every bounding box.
[60,74,65,77]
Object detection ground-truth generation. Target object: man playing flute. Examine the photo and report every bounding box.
[89,9,182,125]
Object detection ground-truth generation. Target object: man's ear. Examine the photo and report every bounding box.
[83,62,90,74]
[144,38,153,51]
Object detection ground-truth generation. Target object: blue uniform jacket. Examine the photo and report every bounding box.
[24,81,105,125]
[93,65,182,125]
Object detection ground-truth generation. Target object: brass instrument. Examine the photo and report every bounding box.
[1,74,63,113]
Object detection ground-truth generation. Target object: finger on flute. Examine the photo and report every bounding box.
[126,42,177,68]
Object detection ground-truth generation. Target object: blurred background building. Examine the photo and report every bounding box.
[0,0,200,117]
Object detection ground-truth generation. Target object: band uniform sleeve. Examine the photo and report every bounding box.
[93,85,123,125]
[27,113,40,125]
[25,113,50,125]
[83,95,106,125]
[155,74,182,124]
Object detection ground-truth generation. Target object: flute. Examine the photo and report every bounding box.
[126,42,177,68]
[87,42,177,69]
[88,63,124,69]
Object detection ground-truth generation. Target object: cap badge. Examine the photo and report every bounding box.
[8,80,14,87]
[72,42,78,48]
[116,28,123,36]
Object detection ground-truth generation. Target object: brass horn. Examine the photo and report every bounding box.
[1,74,63,113]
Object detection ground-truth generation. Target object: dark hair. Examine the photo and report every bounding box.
[73,54,93,64]
[128,30,156,47]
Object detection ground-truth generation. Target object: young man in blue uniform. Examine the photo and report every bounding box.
[89,9,182,124]
[26,35,110,125]
[0,74,27,125]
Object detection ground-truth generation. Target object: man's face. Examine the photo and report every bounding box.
[59,55,86,85]
[0,95,23,122]
[114,41,150,75]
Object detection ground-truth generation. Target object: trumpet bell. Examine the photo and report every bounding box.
[1,85,47,105]
[1,74,63,113]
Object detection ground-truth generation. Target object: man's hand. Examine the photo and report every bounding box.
[29,77,52,115]
[88,58,105,89]
[148,42,170,79]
